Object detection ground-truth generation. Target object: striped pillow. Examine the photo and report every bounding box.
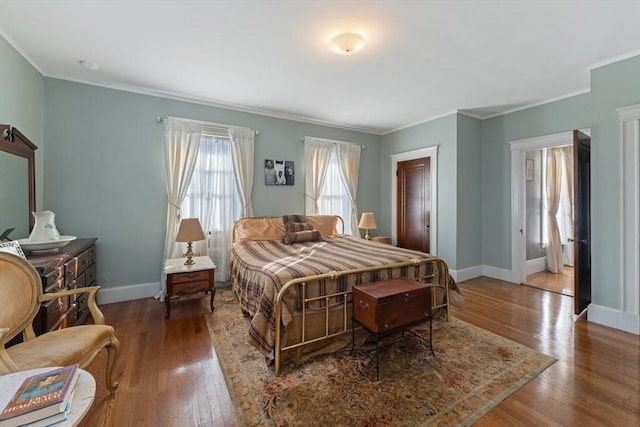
[283,230,321,245]
[286,221,314,232]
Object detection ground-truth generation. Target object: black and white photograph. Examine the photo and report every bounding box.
[264,159,294,186]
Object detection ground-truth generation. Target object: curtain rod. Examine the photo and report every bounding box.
[155,116,259,135]
[302,136,364,149]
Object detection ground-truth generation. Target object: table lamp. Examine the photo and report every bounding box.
[358,212,377,240]
[176,218,206,265]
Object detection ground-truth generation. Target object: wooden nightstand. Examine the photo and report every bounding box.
[369,235,391,244]
[163,256,216,319]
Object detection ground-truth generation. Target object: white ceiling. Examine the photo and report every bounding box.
[1,0,639,135]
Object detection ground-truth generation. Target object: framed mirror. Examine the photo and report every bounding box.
[0,124,37,240]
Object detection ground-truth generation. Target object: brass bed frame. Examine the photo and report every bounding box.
[273,257,450,374]
[231,216,451,375]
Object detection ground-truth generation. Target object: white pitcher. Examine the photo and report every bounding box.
[28,210,61,242]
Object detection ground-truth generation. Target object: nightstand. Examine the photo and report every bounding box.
[163,256,216,319]
[369,235,391,244]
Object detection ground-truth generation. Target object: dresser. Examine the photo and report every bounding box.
[26,238,98,335]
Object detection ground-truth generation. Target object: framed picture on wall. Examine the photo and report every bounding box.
[264,159,294,186]
[526,158,534,181]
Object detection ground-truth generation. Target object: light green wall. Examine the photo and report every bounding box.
[0,35,44,212]
[380,114,458,268]
[481,93,591,269]
[591,56,640,309]
[43,78,381,289]
[456,114,483,269]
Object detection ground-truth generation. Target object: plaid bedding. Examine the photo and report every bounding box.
[230,235,437,354]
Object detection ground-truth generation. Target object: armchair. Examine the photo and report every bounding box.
[0,252,120,392]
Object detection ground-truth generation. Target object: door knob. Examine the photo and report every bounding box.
[567,238,574,242]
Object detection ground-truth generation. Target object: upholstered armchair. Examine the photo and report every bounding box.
[0,252,120,392]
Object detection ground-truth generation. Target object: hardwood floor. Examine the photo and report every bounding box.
[526,266,574,296]
[80,279,639,426]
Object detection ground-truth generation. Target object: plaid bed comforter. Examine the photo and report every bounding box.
[229,235,436,354]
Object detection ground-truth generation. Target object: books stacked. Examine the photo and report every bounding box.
[0,365,79,427]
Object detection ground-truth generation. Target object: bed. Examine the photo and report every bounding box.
[230,215,453,374]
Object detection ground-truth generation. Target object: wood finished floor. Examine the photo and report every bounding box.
[526,266,574,296]
[80,278,640,426]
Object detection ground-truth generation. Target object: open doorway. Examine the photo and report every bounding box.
[524,146,574,296]
[510,130,591,315]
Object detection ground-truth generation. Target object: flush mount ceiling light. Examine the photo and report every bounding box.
[329,32,366,55]
[78,60,99,71]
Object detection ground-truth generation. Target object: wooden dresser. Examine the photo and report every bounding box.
[26,238,98,335]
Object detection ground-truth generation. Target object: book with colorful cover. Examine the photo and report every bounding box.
[20,390,75,427]
[0,365,79,427]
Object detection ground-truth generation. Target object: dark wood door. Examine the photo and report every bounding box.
[573,130,591,314]
[397,157,431,252]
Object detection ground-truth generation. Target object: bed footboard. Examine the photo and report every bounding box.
[273,256,450,375]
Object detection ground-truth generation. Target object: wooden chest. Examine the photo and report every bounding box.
[353,278,432,333]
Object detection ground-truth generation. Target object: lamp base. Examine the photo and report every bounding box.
[184,242,196,265]
[364,230,371,240]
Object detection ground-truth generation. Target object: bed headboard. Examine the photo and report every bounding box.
[233,215,344,243]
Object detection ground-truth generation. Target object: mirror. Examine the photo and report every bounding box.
[0,125,37,240]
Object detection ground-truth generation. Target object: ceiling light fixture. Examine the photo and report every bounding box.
[329,32,366,55]
[79,60,99,71]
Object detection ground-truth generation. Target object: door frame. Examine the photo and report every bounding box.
[509,129,589,284]
[390,146,438,255]
[618,105,640,333]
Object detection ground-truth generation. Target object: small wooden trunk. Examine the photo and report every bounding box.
[353,278,432,333]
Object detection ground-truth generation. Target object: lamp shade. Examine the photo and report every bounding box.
[176,218,206,242]
[358,212,377,230]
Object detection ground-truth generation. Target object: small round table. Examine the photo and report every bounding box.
[0,367,96,426]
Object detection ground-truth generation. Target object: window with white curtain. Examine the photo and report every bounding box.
[317,150,353,234]
[180,133,241,279]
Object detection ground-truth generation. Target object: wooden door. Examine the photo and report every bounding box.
[397,157,431,252]
[573,130,591,314]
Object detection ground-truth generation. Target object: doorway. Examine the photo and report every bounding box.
[390,146,438,255]
[523,145,574,297]
[510,130,591,315]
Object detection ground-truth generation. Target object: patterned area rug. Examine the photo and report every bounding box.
[206,289,555,427]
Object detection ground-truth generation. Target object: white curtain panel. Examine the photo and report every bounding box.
[304,137,333,215]
[157,118,202,300]
[335,142,361,236]
[229,126,255,218]
[188,135,238,280]
[544,148,564,273]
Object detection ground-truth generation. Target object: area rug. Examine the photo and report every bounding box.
[206,289,555,426]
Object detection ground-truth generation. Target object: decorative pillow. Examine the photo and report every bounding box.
[0,241,27,259]
[282,214,306,225]
[283,230,321,245]
[234,217,285,242]
[305,215,340,236]
[286,222,314,232]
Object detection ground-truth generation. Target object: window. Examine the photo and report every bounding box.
[318,150,353,234]
[181,133,241,279]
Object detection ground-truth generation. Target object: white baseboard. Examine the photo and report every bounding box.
[97,282,160,305]
[450,265,483,283]
[526,257,547,275]
[482,265,516,283]
[589,304,640,335]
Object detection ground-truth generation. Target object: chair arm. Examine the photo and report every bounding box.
[39,286,106,325]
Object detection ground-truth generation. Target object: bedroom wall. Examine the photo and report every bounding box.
[456,114,483,271]
[481,92,591,272]
[380,113,458,268]
[42,78,381,296]
[590,55,640,310]
[0,35,44,209]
